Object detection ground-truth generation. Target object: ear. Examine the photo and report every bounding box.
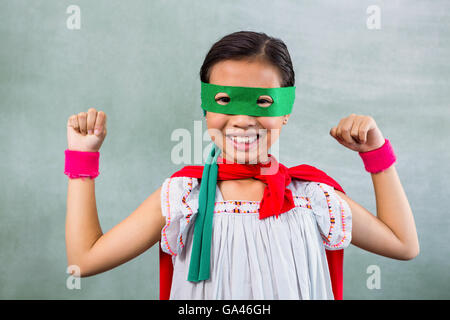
[283,114,290,124]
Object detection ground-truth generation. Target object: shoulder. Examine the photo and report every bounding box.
[287,178,310,197]
[160,176,200,216]
[288,178,336,197]
[161,176,200,194]
[288,179,339,213]
[289,178,347,208]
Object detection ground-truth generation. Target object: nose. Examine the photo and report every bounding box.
[228,114,257,129]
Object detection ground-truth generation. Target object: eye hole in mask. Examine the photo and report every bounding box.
[256,95,274,108]
[214,92,230,105]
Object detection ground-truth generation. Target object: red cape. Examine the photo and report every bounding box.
[160,164,346,300]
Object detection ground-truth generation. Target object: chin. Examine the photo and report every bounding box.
[235,152,259,164]
[219,148,262,164]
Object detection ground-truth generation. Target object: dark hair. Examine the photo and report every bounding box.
[200,31,295,87]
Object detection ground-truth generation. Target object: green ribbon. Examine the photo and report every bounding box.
[187,143,221,282]
[201,81,295,117]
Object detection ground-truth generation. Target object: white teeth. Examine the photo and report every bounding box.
[230,136,257,144]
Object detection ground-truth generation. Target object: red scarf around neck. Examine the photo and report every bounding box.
[160,155,346,300]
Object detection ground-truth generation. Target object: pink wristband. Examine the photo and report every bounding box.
[358,138,396,173]
[64,149,100,179]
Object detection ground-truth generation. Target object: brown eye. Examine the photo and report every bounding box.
[215,93,230,105]
[257,95,273,108]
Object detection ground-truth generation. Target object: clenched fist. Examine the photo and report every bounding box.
[329,114,385,153]
[67,108,107,152]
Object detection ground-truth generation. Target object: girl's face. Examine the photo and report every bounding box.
[206,59,290,164]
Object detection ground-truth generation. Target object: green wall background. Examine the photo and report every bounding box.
[0,0,449,299]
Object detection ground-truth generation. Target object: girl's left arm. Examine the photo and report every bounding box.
[330,114,420,260]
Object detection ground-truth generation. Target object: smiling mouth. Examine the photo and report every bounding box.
[225,133,262,151]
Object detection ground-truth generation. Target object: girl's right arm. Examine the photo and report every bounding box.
[66,180,165,277]
[65,108,166,277]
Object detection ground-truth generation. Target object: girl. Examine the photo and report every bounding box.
[65,31,419,300]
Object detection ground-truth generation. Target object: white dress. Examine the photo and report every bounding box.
[160,176,352,300]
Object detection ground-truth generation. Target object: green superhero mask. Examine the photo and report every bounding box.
[200,81,296,117]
